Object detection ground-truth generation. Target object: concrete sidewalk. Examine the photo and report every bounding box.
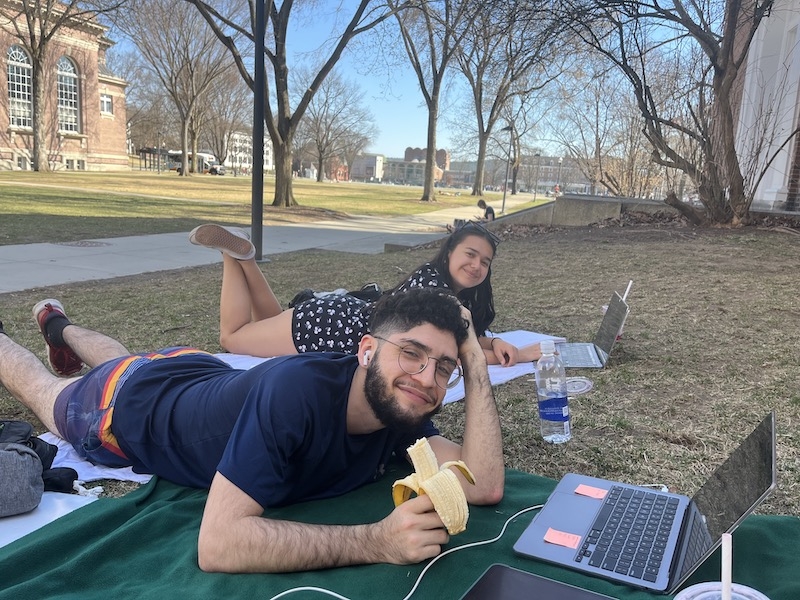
[0,197,530,294]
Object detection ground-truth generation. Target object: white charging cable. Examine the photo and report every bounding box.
[266,503,544,600]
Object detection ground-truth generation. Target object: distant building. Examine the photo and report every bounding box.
[0,1,128,170]
[350,153,384,181]
[325,155,348,181]
[442,168,474,188]
[384,147,449,185]
[404,146,450,171]
[292,157,317,180]
[224,131,274,174]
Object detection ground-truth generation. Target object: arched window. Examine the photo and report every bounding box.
[57,56,80,133]
[7,45,32,128]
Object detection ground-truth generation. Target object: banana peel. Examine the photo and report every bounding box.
[392,438,476,534]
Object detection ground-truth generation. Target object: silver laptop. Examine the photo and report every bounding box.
[513,412,777,594]
[557,291,629,368]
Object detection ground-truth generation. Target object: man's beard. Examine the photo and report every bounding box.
[364,356,441,434]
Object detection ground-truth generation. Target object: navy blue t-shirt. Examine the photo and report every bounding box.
[112,352,438,508]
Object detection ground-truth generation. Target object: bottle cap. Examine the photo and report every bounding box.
[540,340,555,355]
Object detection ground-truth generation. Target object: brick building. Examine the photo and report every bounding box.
[1,1,128,171]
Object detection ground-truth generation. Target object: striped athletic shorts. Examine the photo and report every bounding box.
[53,347,209,467]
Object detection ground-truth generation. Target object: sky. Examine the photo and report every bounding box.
[285,4,456,159]
[111,2,455,159]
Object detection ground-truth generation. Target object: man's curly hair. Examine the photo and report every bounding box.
[369,288,468,346]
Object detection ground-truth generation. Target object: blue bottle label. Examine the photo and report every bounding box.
[538,397,569,422]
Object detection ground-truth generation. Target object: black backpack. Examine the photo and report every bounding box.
[0,420,78,517]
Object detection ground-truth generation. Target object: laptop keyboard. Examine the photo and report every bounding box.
[557,344,601,368]
[574,486,679,583]
[676,509,713,581]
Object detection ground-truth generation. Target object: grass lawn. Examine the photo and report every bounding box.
[0,213,798,516]
[0,171,531,245]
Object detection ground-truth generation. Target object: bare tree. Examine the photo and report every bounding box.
[455,1,560,197]
[184,0,406,206]
[550,55,656,197]
[109,47,178,157]
[294,68,377,182]
[488,80,554,197]
[1,0,125,171]
[202,70,253,166]
[340,134,375,181]
[563,0,790,225]
[387,0,478,202]
[114,0,232,176]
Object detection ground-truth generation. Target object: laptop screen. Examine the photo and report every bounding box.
[675,412,777,587]
[592,292,628,355]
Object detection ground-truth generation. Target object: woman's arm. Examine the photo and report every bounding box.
[478,336,542,366]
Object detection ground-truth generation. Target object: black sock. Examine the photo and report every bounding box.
[44,314,71,347]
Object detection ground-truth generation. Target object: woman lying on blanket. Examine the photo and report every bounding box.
[189,220,542,366]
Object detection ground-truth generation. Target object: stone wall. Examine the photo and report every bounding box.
[488,194,678,228]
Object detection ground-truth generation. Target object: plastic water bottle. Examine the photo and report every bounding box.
[535,340,571,443]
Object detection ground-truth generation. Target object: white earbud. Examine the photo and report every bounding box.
[363,350,371,366]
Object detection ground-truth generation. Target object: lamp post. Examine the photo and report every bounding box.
[156,131,162,174]
[500,125,513,214]
[533,153,541,200]
[556,156,564,195]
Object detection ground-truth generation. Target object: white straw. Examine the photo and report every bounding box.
[721,532,732,600]
[622,280,633,301]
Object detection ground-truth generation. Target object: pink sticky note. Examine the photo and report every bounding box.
[575,484,607,499]
[544,527,581,550]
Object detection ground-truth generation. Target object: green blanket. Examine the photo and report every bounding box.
[0,466,796,600]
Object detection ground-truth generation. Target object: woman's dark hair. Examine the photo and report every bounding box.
[394,223,497,334]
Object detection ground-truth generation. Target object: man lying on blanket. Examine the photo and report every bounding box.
[0,288,503,573]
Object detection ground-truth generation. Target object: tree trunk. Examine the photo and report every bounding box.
[712,72,749,225]
[180,119,190,176]
[191,134,199,173]
[30,59,51,172]
[316,150,325,182]
[420,102,439,202]
[511,163,519,195]
[664,192,705,225]
[272,145,297,207]
[471,133,488,196]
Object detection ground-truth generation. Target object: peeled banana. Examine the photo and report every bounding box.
[392,438,476,534]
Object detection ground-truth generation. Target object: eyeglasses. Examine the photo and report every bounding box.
[456,220,501,247]
[372,336,463,390]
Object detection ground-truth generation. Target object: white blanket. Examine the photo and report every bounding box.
[50,330,564,483]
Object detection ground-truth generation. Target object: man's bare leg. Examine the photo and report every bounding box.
[0,333,74,435]
[61,324,130,368]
